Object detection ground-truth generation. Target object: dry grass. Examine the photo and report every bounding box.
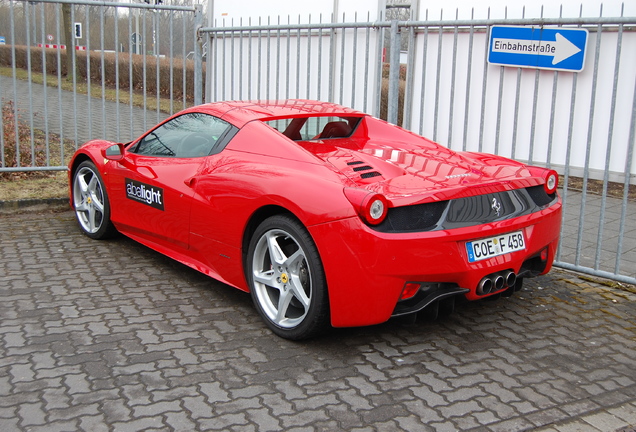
[0,172,67,201]
[0,100,75,202]
[562,176,636,201]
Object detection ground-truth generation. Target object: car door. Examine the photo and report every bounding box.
[106,112,233,252]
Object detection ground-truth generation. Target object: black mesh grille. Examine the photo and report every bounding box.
[353,165,373,172]
[346,161,382,179]
[360,171,382,179]
[375,201,448,233]
[526,185,556,207]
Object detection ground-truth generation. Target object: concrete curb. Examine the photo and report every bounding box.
[0,197,68,213]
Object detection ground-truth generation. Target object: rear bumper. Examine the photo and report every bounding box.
[309,201,562,328]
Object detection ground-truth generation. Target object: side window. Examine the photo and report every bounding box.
[131,113,232,158]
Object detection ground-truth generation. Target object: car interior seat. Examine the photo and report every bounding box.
[319,121,352,139]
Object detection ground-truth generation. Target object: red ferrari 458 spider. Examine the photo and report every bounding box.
[69,99,561,339]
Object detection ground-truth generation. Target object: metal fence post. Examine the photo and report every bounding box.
[194,4,204,106]
[387,20,401,125]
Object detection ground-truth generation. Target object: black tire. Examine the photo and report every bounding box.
[246,215,330,340]
[72,160,117,240]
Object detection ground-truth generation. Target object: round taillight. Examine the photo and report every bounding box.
[544,171,558,194]
[363,194,388,225]
[343,188,390,225]
[369,199,385,221]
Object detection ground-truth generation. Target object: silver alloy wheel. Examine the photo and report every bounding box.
[73,165,106,234]
[251,228,312,329]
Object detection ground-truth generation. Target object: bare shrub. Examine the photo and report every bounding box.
[1,100,50,180]
[0,45,201,103]
[380,77,405,127]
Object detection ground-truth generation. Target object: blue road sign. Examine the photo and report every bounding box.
[488,26,589,72]
[0,36,5,45]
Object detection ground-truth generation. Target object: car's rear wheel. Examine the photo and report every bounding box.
[247,215,330,340]
[72,160,116,239]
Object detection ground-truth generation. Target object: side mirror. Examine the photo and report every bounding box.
[102,143,125,161]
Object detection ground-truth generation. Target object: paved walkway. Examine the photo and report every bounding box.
[557,189,636,281]
[0,74,170,145]
[0,210,635,431]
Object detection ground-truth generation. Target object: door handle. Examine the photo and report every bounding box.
[136,166,158,179]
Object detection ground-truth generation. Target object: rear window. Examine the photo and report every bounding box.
[264,116,362,141]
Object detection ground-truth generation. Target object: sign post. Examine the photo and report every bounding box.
[488,26,589,72]
[131,33,142,54]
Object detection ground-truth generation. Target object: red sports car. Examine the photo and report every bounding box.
[69,100,562,339]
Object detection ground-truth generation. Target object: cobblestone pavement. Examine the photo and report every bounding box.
[1,209,635,432]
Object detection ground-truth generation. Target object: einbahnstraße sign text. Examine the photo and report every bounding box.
[488,26,589,72]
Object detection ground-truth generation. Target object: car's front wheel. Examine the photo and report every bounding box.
[247,215,330,340]
[72,160,117,239]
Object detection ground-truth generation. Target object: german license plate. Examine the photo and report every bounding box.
[466,231,525,263]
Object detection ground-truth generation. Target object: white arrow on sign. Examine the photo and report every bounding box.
[492,32,582,65]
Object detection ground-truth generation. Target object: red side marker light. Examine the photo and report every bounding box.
[400,283,421,300]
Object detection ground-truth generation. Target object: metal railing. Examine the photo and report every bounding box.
[0,0,201,173]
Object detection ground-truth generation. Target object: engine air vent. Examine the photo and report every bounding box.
[346,160,382,180]
[353,165,373,172]
[360,172,382,179]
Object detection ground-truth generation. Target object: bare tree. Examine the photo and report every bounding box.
[62,3,73,76]
[383,1,412,60]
